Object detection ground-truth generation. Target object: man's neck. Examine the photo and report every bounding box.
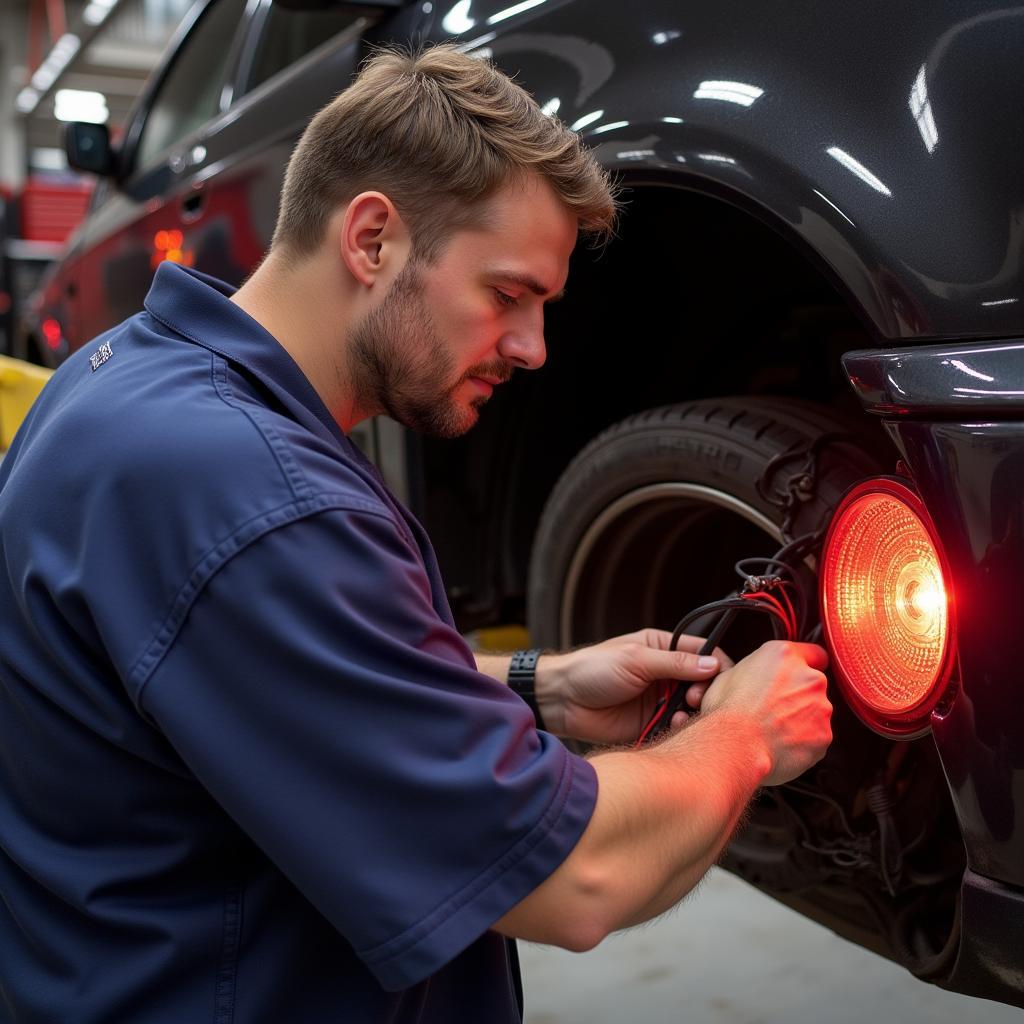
[230,251,364,432]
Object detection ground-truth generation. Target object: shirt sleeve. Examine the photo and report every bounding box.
[138,506,597,991]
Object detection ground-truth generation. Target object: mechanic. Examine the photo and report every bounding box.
[0,45,832,1022]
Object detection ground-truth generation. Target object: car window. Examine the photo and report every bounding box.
[135,0,249,171]
[244,4,367,95]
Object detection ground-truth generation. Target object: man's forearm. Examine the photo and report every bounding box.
[588,713,767,930]
[493,708,770,950]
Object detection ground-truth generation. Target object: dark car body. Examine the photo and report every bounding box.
[23,0,1024,1009]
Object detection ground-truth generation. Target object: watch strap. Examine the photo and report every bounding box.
[508,648,544,729]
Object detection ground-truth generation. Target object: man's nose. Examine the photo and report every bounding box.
[498,314,547,371]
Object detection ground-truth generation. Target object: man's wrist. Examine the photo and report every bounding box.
[532,652,568,736]
[659,707,774,786]
[503,649,568,735]
[507,649,544,729]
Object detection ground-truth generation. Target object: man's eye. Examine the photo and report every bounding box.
[494,290,518,307]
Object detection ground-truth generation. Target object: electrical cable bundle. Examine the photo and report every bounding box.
[635,530,823,746]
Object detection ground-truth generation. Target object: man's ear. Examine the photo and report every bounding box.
[339,191,409,288]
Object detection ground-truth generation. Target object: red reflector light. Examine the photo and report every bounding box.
[820,478,955,738]
[41,318,62,349]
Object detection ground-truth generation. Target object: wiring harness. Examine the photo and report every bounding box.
[635,530,823,746]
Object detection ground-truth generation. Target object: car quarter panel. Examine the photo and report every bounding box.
[846,341,1024,888]
[429,0,1024,343]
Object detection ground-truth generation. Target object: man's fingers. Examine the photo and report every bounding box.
[669,633,711,655]
[685,682,710,708]
[636,646,718,681]
[790,642,829,672]
[713,646,735,670]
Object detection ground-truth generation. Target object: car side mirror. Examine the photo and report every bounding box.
[65,122,117,177]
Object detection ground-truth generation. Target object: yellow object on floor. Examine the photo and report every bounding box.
[0,356,52,450]
[467,625,532,653]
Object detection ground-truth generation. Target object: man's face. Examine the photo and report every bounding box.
[346,175,578,438]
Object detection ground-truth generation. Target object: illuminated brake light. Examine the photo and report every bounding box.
[820,478,956,738]
[42,318,62,349]
[151,229,194,269]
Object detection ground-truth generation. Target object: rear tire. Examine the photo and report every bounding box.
[527,397,885,649]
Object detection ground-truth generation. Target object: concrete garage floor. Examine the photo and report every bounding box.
[518,868,1024,1024]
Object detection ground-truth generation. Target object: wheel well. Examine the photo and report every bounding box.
[420,185,892,629]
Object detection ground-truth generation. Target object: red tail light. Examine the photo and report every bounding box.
[41,318,62,349]
[820,478,956,738]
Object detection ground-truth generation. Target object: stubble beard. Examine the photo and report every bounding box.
[346,260,511,439]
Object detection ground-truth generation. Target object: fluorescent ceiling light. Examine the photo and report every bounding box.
[30,33,81,91]
[83,0,119,26]
[16,87,40,114]
[55,88,109,124]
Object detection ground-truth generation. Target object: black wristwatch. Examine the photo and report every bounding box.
[508,648,544,729]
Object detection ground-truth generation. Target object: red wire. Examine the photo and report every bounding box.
[776,584,799,638]
[635,681,672,747]
[741,591,795,639]
[636,581,803,745]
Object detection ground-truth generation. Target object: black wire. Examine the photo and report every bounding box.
[734,528,823,637]
[668,597,789,652]
[644,598,792,738]
[772,528,827,567]
[734,557,798,582]
[638,529,825,744]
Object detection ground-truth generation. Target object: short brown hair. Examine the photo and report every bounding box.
[271,44,618,261]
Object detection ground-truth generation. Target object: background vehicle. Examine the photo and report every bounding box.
[27,0,1024,1009]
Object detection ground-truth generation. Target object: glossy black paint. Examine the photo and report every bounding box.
[844,338,1024,1012]
[847,340,1024,892]
[845,340,1024,415]
[944,869,1024,1007]
[872,411,1024,887]
[427,0,1024,343]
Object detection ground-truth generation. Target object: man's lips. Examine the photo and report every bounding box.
[467,372,510,395]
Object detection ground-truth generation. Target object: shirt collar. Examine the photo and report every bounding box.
[144,261,347,448]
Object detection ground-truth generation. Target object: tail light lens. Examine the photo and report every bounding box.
[41,318,62,349]
[820,478,956,738]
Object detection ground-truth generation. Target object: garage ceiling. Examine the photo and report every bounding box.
[14,0,190,158]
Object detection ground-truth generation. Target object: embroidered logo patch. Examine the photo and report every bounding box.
[89,341,113,372]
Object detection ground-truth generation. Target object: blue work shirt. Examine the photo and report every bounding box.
[0,263,597,1022]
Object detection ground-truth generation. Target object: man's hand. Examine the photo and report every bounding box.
[493,637,830,949]
[698,640,832,786]
[535,629,732,744]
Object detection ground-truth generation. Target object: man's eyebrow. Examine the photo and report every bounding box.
[492,271,566,303]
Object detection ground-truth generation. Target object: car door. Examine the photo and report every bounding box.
[63,0,250,345]
[67,0,422,350]
[152,0,383,291]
